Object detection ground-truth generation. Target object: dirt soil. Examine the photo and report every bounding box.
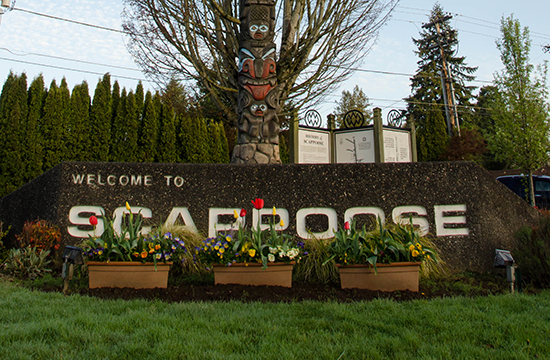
[41,273,514,303]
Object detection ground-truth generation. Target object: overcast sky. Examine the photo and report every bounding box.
[1,0,549,122]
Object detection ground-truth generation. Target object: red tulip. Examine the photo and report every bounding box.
[251,198,264,210]
[89,215,98,226]
[240,208,247,217]
[344,221,350,231]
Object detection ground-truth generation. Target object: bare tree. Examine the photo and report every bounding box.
[122,0,398,122]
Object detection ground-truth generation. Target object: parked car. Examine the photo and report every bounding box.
[497,175,550,209]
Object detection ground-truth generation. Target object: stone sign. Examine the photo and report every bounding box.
[0,161,539,272]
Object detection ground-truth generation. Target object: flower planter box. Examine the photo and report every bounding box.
[213,262,295,287]
[336,262,421,292]
[87,261,172,289]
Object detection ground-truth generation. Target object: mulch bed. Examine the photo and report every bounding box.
[38,275,514,303]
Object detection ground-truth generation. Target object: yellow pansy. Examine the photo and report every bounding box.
[248,249,256,257]
[409,245,415,251]
[412,250,419,257]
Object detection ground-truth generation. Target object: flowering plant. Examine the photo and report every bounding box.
[325,217,438,273]
[196,199,304,269]
[82,202,187,266]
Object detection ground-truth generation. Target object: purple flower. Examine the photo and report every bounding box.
[303,252,309,256]
[297,241,305,249]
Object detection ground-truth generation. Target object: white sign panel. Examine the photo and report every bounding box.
[298,128,331,164]
[383,128,411,163]
[335,129,375,163]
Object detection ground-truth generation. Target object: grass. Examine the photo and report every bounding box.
[1,278,550,359]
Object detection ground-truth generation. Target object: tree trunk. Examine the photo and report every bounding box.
[528,169,536,207]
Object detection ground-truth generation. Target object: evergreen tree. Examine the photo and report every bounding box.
[157,103,177,163]
[218,122,230,163]
[68,82,91,161]
[135,81,144,117]
[279,133,289,164]
[334,85,372,127]
[110,88,128,162]
[42,80,67,171]
[124,91,139,162]
[138,91,159,162]
[0,72,27,196]
[487,16,550,205]
[89,74,112,161]
[161,78,190,116]
[406,4,477,156]
[208,121,224,163]
[25,75,46,181]
[421,103,448,161]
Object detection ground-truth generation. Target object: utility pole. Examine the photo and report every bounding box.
[422,14,460,137]
[0,0,15,26]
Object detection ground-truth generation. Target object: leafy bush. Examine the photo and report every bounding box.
[0,221,10,264]
[15,220,61,253]
[293,236,339,284]
[3,246,52,279]
[514,214,550,286]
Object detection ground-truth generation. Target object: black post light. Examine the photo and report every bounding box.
[62,245,84,294]
[494,249,521,293]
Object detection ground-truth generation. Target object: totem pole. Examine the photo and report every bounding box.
[231,0,281,164]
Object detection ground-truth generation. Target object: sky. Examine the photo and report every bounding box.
[0,0,549,123]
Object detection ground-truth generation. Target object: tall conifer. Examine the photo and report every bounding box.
[25,75,46,181]
[0,72,27,196]
[42,80,66,171]
[138,91,159,162]
[157,103,177,163]
[89,75,112,161]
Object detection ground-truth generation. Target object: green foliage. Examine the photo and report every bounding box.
[24,75,45,181]
[419,103,449,161]
[407,3,477,150]
[514,212,550,286]
[279,133,289,163]
[487,16,550,204]
[3,246,52,279]
[89,74,112,161]
[325,218,439,275]
[0,72,28,196]
[293,236,339,284]
[15,220,61,255]
[0,221,10,263]
[67,82,91,161]
[196,205,303,269]
[157,103,178,163]
[138,91,159,162]
[334,85,372,127]
[82,203,187,265]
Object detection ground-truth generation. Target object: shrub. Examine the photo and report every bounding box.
[0,221,10,264]
[15,220,61,253]
[514,214,550,286]
[3,246,52,279]
[293,236,339,284]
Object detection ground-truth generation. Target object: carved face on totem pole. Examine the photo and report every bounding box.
[232,0,281,163]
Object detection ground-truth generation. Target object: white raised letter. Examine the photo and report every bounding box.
[164,207,197,230]
[392,206,429,236]
[344,207,385,226]
[435,204,469,236]
[296,208,337,239]
[113,206,152,236]
[67,206,105,238]
[208,208,244,238]
[252,208,289,232]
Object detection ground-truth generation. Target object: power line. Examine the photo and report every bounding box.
[0,47,142,72]
[12,7,126,34]
[0,56,150,83]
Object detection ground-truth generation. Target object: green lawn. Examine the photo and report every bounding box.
[1,279,549,359]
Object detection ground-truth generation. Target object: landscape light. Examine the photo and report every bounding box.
[62,245,83,294]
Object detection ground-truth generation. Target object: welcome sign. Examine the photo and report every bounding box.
[0,161,539,272]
